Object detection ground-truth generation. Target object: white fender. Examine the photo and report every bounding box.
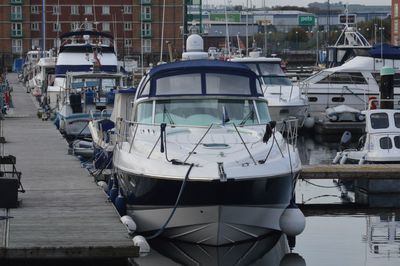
[332,153,342,164]
[133,235,150,254]
[339,154,347,165]
[120,215,137,233]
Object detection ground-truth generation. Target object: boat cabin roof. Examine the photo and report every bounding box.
[363,109,400,134]
[137,59,263,98]
[66,71,125,79]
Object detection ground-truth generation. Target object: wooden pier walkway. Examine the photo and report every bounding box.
[0,74,137,260]
[301,164,400,179]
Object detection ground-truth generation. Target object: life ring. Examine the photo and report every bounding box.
[369,96,377,109]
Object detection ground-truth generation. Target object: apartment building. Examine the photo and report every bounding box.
[0,0,184,67]
[393,0,400,45]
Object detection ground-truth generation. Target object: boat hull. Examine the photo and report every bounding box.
[115,170,294,246]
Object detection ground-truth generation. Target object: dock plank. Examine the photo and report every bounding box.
[301,164,400,179]
[0,74,138,259]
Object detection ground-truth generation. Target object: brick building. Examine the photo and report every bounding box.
[393,0,400,45]
[0,0,184,68]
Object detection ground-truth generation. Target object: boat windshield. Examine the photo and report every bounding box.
[135,99,271,126]
[243,62,292,86]
[262,76,292,86]
[70,77,119,93]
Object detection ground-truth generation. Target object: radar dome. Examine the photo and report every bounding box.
[186,34,204,52]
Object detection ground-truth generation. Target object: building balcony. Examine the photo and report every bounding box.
[141,0,151,5]
[10,13,23,21]
[10,0,23,4]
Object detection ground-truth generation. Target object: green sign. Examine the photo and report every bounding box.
[298,15,315,26]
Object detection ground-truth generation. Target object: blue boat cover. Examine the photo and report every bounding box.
[369,44,400,59]
[147,59,256,79]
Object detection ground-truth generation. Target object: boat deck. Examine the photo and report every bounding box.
[0,73,137,260]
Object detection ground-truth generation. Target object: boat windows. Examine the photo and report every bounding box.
[332,97,345,102]
[316,72,367,84]
[262,76,292,86]
[395,113,400,128]
[373,73,400,87]
[380,137,393,149]
[135,101,153,123]
[258,63,285,76]
[394,136,400,149]
[308,97,318,102]
[206,73,250,95]
[370,113,389,129]
[156,73,202,95]
[242,63,260,75]
[136,99,271,126]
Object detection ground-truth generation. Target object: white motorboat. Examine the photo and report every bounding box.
[88,88,136,171]
[333,99,400,164]
[230,53,310,127]
[111,41,304,245]
[301,55,400,116]
[28,56,56,100]
[48,23,118,113]
[56,71,126,141]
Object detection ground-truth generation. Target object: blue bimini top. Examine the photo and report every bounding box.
[137,59,263,98]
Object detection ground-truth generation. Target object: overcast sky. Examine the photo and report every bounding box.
[206,0,392,7]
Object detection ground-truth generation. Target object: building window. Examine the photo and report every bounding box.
[53,23,61,32]
[102,6,110,15]
[102,22,110,32]
[11,6,22,20]
[31,5,40,14]
[124,22,132,31]
[84,6,92,15]
[31,22,40,31]
[395,21,399,34]
[32,39,40,49]
[141,6,151,20]
[143,39,151,53]
[71,5,79,15]
[123,5,132,14]
[11,23,22,37]
[12,39,22,54]
[71,22,80,31]
[102,39,110,46]
[395,3,399,18]
[142,23,151,37]
[53,5,61,15]
[125,39,132,47]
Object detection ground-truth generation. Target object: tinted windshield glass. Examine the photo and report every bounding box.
[258,63,285,75]
[156,73,202,95]
[135,99,271,126]
[263,76,292,86]
[206,73,251,95]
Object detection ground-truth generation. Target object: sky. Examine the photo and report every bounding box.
[208,0,392,7]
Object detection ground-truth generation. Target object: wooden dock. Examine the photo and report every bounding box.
[0,74,138,260]
[301,164,400,179]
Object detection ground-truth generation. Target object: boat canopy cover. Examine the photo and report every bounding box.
[368,44,400,59]
[59,30,114,40]
[139,59,262,98]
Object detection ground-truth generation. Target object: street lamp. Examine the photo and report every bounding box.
[295,31,299,50]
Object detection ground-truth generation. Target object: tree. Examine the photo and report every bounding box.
[357,17,391,44]
[287,28,309,49]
